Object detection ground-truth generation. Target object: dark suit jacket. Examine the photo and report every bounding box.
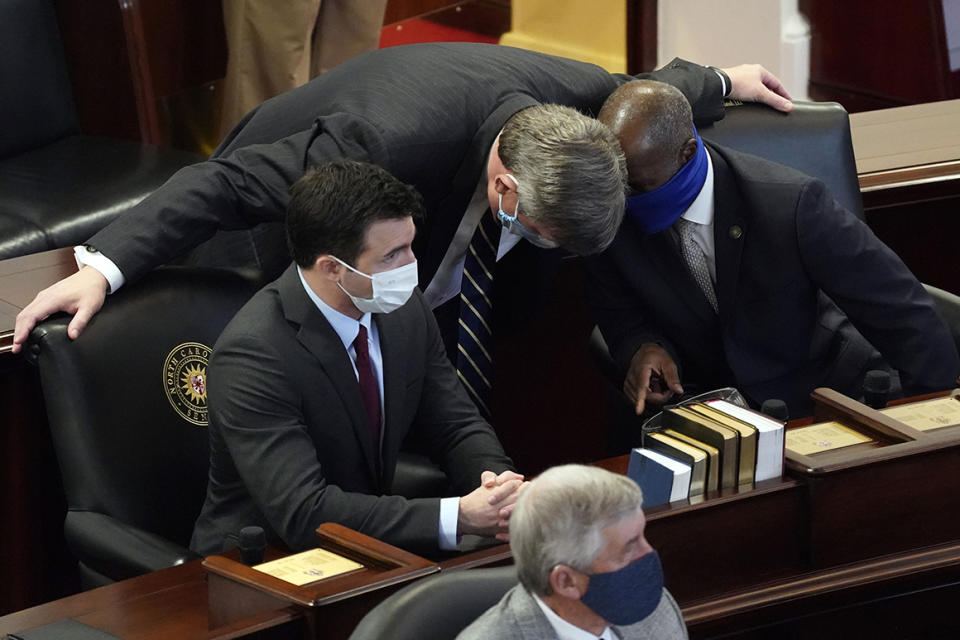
[587,143,959,414]
[190,265,514,555]
[86,43,726,287]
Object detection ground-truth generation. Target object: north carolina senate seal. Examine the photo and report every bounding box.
[163,342,212,426]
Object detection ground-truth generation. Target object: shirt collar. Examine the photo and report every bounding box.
[533,594,615,640]
[296,265,372,350]
[680,149,715,227]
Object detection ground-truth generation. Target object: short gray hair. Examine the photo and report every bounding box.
[511,464,645,596]
[498,105,627,255]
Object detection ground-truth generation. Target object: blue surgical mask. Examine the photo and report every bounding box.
[579,551,664,626]
[624,130,708,234]
[496,174,560,249]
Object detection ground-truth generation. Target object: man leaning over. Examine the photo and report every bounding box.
[13,43,792,359]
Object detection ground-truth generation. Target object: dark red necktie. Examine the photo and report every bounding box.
[353,325,381,448]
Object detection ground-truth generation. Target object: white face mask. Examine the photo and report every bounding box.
[334,257,419,314]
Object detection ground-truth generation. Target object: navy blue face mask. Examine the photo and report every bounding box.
[624,131,708,234]
[579,551,664,626]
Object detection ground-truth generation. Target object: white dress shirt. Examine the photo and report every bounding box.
[672,151,717,283]
[534,594,617,640]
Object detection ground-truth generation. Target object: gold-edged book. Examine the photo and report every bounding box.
[661,406,739,489]
[645,432,708,496]
[688,403,758,486]
[663,428,720,493]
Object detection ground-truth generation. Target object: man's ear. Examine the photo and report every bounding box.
[493,173,519,196]
[314,255,343,281]
[679,137,698,165]
[549,565,587,600]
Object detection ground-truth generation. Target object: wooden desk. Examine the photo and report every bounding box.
[0,560,302,640]
[0,248,76,354]
[4,393,960,639]
[0,540,509,640]
[851,99,960,194]
[0,249,81,613]
[849,100,960,292]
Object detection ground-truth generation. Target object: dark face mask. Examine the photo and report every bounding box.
[579,551,664,626]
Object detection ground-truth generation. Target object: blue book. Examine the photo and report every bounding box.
[627,448,691,508]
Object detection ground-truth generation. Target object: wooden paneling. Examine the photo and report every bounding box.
[801,0,960,112]
[626,0,658,74]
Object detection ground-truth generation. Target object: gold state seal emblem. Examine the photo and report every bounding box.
[163,342,211,426]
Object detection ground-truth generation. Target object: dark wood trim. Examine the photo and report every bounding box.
[626,0,658,74]
[117,0,162,144]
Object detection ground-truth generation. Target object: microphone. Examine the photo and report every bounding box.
[862,370,891,409]
[239,526,266,565]
[760,399,789,422]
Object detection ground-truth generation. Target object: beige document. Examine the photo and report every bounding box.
[881,397,960,431]
[254,548,364,586]
[786,422,872,456]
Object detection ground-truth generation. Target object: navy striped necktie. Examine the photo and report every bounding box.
[456,213,500,417]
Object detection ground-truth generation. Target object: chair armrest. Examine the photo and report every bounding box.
[65,510,201,582]
[392,451,450,499]
[923,283,960,357]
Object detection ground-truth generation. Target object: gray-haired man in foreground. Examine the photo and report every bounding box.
[458,464,685,640]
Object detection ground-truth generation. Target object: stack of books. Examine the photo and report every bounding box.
[627,399,785,508]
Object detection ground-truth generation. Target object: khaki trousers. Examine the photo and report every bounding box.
[220,0,387,137]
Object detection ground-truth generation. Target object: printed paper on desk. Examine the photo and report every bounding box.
[881,396,960,431]
[786,421,872,456]
[254,548,364,586]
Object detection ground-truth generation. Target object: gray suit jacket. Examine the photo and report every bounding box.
[456,585,687,640]
[190,265,513,555]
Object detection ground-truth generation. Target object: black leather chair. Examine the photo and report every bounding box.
[348,566,518,640]
[699,101,864,218]
[27,267,264,587]
[27,264,449,587]
[923,284,960,358]
[0,0,203,260]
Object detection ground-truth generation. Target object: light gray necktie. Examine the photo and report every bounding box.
[676,218,718,313]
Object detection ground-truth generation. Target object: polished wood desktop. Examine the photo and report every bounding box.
[0,528,510,640]
[851,99,960,194]
[849,99,960,293]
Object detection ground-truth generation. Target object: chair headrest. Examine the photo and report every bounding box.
[348,565,518,640]
[699,101,863,219]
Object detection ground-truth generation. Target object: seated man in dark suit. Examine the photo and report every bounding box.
[587,80,959,417]
[458,464,685,640]
[190,160,522,555]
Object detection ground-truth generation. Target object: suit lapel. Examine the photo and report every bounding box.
[709,146,746,325]
[277,265,380,486]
